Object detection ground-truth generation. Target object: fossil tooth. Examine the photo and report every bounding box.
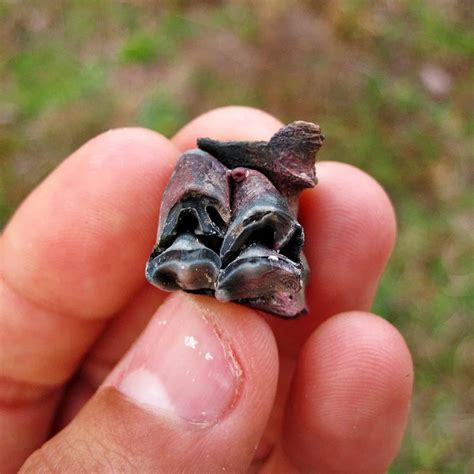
[220,168,304,267]
[215,168,306,315]
[145,121,323,318]
[197,121,324,207]
[157,149,230,252]
[146,232,221,292]
[146,150,229,292]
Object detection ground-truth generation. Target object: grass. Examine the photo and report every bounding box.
[1,0,472,470]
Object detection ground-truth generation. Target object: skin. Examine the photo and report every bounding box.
[0,107,413,473]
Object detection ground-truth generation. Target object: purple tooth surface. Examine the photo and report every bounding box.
[156,149,230,251]
[146,150,229,293]
[145,121,323,318]
[220,167,304,267]
[215,168,306,317]
[239,289,308,319]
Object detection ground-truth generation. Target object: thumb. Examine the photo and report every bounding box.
[21,294,278,473]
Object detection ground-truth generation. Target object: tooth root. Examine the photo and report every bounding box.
[146,233,221,292]
[198,121,323,198]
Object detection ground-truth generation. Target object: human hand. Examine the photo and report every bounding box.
[1,107,413,473]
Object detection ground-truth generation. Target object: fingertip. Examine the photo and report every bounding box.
[172,106,284,150]
[298,162,397,323]
[303,161,397,267]
[87,126,178,152]
[1,127,180,319]
[67,127,179,184]
[26,293,279,472]
[102,291,279,434]
[302,311,413,418]
[71,127,180,194]
[285,311,413,473]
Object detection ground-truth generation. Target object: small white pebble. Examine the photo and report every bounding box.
[268,255,278,261]
[205,352,214,361]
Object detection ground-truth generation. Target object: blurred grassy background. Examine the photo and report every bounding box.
[0,0,472,471]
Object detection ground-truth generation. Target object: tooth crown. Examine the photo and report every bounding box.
[145,121,323,318]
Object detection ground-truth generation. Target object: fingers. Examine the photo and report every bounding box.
[0,128,179,470]
[1,104,404,474]
[269,162,397,353]
[2,127,177,320]
[283,311,413,473]
[301,161,397,316]
[54,284,167,429]
[21,294,279,473]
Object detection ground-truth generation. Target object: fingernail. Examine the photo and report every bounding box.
[105,293,241,424]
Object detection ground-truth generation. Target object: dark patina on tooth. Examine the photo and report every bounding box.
[221,168,304,266]
[146,121,324,318]
[146,233,221,292]
[216,168,306,317]
[146,150,229,292]
[216,244,302,301]
[157,149,230,251]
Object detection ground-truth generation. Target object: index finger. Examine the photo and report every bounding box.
[0,128,179,470]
